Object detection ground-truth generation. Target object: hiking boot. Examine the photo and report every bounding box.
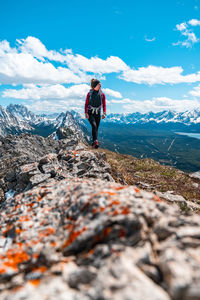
[92,141,96,148]
[94,140,99,149]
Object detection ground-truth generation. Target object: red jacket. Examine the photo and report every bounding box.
[85,90,106,114]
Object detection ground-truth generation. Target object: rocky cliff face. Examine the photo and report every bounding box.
[0,104,89,141]
[0,133,200,300]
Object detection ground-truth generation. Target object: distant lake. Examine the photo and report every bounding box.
[175,132,200,140]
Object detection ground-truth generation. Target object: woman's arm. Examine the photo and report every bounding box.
[85,93,89,118]
[102,93,106,119]
[102,93,106,113]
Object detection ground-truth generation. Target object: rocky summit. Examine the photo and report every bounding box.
[0,133,200,300]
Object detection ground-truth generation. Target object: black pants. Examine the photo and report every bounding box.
[88,111,101,142]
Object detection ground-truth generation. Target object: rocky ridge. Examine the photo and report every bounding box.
[0,133,200,299]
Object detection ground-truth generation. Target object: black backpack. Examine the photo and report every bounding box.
[88,89,103,112]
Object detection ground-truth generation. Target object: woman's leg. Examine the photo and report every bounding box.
[95,113,101,132]
[88,113,98,142]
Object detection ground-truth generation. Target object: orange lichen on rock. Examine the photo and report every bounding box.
[61,226,88,249]
[28,279,41,286]
[121,207,131,215]
[33,253,39,259]
[16,228,26,234]
[64,224,74,231]
[39,227,55,237]
[114,186,127,191]
[32,266,47,273]
[153,195,162,202]
[0,248,30,273]
[108,200,120,208]
[0,267,6,274]
[112,210,120,216]
[50,241,57,247]
[14,205,21,211]
[6,249,30,264]
[134,188,140,193]
[111,200,120,205]
[99,207,105,212]
[19,215,31,222]
[37,196,42,202]
[104,191,116,196]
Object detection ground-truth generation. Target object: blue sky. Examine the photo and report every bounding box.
[1,0,200,114]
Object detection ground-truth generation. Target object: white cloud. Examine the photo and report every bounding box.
[1,36,200,89]
[188,19,200,26]
[144,35,156,42]
[64,53,129,74]
[110,98,132,104]
[2,84,122,101]
[173,19,200,48]
[0,36,129,86]
[189,84,200,96]
[2,84,90,100]
[17,36,67,62]
[119,65,200,85]
[122,97,200,113]
[16,36,129,74]
[102,88,122,98]
[176,22,188,31]
[0,43,91,85]
[24,99,79,113]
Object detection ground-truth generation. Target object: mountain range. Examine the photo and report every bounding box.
[105,109,200,126]
[0,104,89,140]
[1,104,200,138]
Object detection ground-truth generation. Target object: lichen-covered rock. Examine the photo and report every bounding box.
[0,176,200,299]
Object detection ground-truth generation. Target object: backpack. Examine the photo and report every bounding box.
[88,89,103,114]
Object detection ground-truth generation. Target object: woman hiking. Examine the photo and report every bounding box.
[85,78,106,148]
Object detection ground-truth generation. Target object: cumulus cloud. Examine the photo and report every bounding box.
[2,83,122,101]
[2,36,200,114]
[3,84,90,100]
[17,36,67,62]
[119,65,200,85]
[188,19,200,26]
[110,98,132,104]
[16,36,129,74]
[0,41,90,85]
[102,88,122,98]
[64,53,129,74]
[24,99,83,114]
[0,36,129,86]
[121,97,200,113]
[173,19,200,48]
[1,36,200,89]
[189,84,200,96]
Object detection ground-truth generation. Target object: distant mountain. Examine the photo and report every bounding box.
[104,109,200,131]
[0,105,32,136]
[0,104,89,141]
